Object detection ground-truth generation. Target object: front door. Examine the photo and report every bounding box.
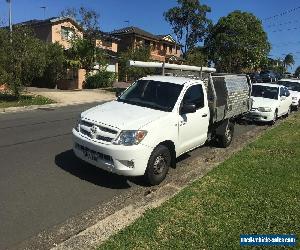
[178,84,209,155]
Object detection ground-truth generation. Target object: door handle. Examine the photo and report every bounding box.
[202,114,208,117]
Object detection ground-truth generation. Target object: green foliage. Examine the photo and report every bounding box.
[185,47,208,66]
[84,71,116,89]
[0,27,46,97]
[33,42,65,88]
[0,93,54,108]
[205,11,270,73]
[61,6,100,35]
[118,46,152,82]
[295,66,300,77]
[66,38,108,72]
[164,0,212,55]
[283,53,295,70]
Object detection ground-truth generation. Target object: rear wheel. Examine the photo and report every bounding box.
[218,122,234,148]
[144,145,171,186]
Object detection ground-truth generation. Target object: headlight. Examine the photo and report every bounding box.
[292,97,298,100]
[74,117,82,132]
[113,130,147,146]
[257,107,272,112]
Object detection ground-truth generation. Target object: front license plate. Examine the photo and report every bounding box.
[83,150,98,161]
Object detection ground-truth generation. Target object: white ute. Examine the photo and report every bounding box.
[73,61,251,185]
[248,83,293,124]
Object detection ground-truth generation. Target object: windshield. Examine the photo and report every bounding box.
[118,80,183,112]
[278,81,300,92]
[251,85,279,99]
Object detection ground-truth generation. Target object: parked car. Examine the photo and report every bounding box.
[260,70,277,83]
[72,61,251,185]
[277,79,300,110]
[249,72,263,83]
[247,83,292,124]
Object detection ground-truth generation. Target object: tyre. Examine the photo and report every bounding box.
[218,122,234,148]
[144,145,171,186]
[270,110,278,125]
[285,106,291,117]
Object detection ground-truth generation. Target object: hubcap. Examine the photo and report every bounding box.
[153,155,167,175]
[225,126,232,142]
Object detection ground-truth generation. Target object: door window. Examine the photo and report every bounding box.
[182,85,204,109]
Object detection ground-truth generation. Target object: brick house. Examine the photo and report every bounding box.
[17,17,119,89]
[110,26,182,63]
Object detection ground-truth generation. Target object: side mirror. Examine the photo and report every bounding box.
[280,96,286,101]
[115,89,123,98]
[181,103,197,114]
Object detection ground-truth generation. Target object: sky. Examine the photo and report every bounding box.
[0,0,299,71]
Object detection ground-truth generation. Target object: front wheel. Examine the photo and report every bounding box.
[269,110,278,125]
[217,122,234,148]
[144,145,171,186]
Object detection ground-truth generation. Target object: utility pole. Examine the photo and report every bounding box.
[6,0,12,42]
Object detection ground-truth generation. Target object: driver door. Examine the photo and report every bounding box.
[178,84,209,155]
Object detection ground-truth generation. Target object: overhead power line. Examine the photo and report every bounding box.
[262,6,300,22]
[271,26,300,33]
[266,19,299,28]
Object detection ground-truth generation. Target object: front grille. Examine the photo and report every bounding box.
[79,119,118,143]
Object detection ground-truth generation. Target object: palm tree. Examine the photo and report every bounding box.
[283,53,295,70]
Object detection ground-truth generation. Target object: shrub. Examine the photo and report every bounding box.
[84,71,116,89]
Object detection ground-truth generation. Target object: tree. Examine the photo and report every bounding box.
[205,11,270,73]
[185,47,208,66]
[0,27,46,97]
[61,7,100,34]
[164,0,212,55]
[283,53,295,70]
[295,66,300,77]
[65,38,108,73]
[118,46,151,81]
[33,42,66,88]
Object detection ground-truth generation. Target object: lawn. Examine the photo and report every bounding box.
[99,112,300,249]
[0,92,54,109]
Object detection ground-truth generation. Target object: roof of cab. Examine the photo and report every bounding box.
[278,78,300,83]
[252,83,283,88]
[140,75,201,85]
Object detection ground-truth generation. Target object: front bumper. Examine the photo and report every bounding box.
[72,129,153,176]
[246,110,274,122]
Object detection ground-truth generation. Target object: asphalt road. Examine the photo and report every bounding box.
[0,103,257,249]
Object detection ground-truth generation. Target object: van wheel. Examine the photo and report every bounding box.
[218,123,234,148]
[270,110,278,125]
[286,106,291,117]
[145,145,171,186]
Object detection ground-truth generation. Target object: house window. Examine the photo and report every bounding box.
[102,39,113,48]
[163,43,167,51]
[144,40,150,47]
[61,26,75,40]
[169,45,173,53]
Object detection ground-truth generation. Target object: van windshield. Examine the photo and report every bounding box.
[118,80,183,112]
[251,85,278,99]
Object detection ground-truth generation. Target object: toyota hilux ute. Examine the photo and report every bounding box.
[72,61,250,185]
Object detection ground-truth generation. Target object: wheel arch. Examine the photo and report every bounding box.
[157,140,176,168]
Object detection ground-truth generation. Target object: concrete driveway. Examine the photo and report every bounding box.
[27,87,115,105]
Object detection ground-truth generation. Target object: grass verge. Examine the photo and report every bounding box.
[0,92,55,109]
[99,113,300,249]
